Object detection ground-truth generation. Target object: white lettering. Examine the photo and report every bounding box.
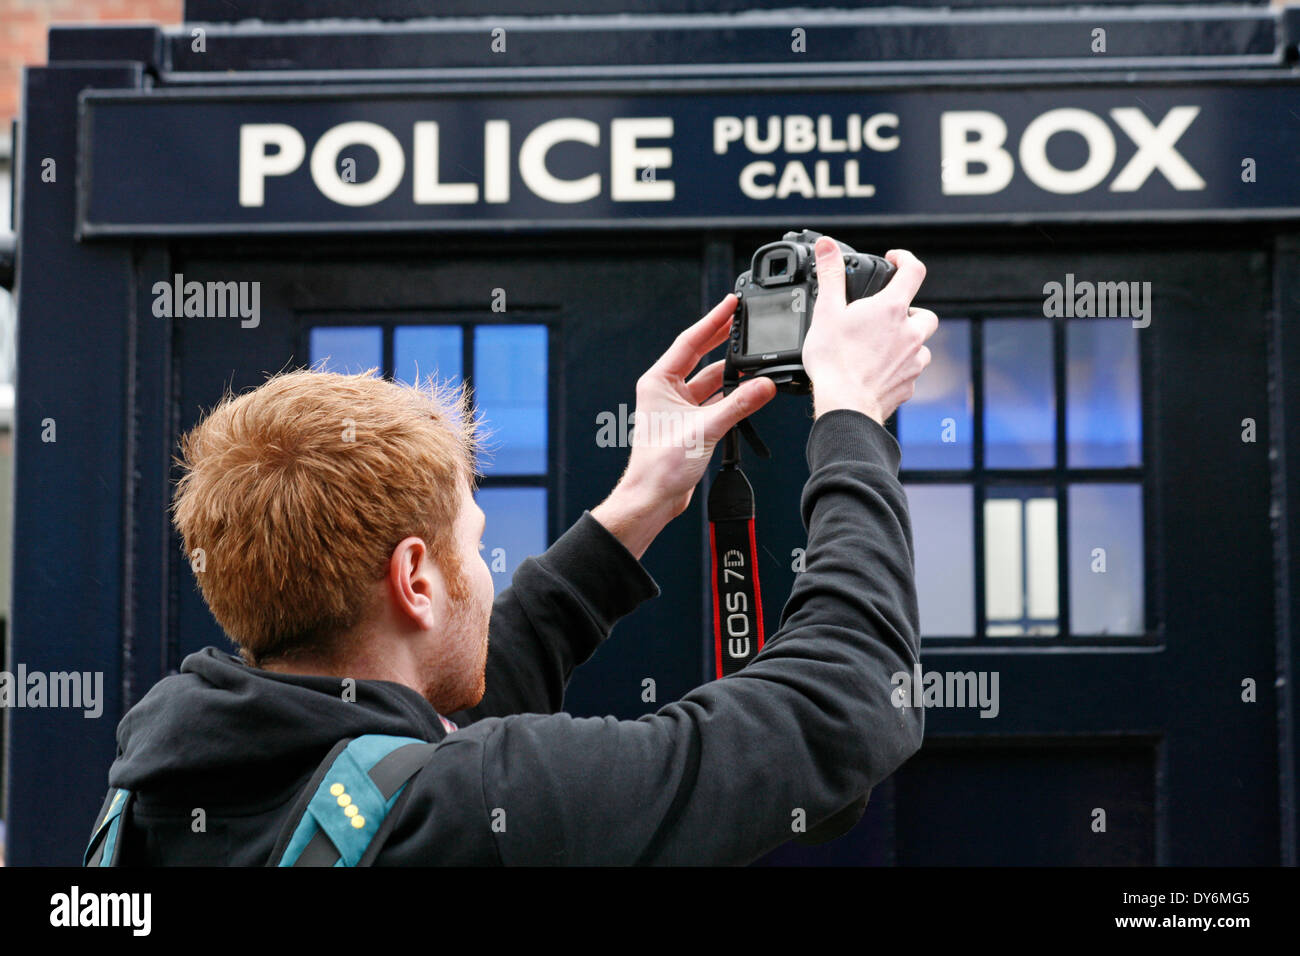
[310,121,405,206]
[518,118,601,204]
[239,124,305,207]
[940,111,1014,195]
[610,117,674,201]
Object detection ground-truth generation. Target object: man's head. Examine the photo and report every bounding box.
[171,369,494,713]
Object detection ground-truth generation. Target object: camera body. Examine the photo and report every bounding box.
[727,229,895,394]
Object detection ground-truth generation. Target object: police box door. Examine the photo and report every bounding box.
[746,227,1279,866]
[164,235,713,723]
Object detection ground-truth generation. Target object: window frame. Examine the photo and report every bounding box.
[298,309,563,548]
[893,304,1161,648]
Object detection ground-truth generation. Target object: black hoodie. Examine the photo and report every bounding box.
[104,409,923,865]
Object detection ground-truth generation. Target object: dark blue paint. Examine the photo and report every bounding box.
[6,64,144,865]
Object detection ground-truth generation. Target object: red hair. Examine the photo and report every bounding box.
[171,369,479,665]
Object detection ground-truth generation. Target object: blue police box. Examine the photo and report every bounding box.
[5,0,1300,866]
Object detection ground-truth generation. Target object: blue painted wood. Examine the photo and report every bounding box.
[6,63,145,866]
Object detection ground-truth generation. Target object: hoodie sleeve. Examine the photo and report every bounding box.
[447,511,661,724]
[401,410,924,865]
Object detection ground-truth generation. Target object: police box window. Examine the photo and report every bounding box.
[309,321,549,596]
[896,314,1144,641]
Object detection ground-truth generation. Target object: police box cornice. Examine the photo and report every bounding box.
[49,3,1295,80]
[50,1,1300,235]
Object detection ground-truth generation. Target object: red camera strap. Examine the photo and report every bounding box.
[707,463,765,679]
[708,433,873,843]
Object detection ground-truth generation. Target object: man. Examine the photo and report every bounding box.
[98,236,937,865]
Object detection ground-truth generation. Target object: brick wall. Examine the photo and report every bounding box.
[0,0,181,126]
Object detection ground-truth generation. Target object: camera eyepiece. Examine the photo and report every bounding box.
[728,228,895,394]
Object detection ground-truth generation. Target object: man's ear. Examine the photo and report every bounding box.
[387,536,445,631]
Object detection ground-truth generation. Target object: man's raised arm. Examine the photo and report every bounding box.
[449,297,779,723]
[402,240,938,864]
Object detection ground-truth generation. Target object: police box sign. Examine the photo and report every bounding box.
[77,81,1300,236]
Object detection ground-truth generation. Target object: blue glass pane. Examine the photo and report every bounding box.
[984,320,1055,468]
[898,319,972,469]
[1067,321,1142,467]
[477,487,547,595]
[395,326,462,388]
[903,484,974,637]
[1069,484,1144,635]
[474,325,548,475]
[310,326,381,374]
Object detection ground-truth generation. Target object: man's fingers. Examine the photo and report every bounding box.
[651,295,736,380]
[701,376,777,440]
[685,359,726,404]
[881,249,928,306]
[812,236,847,316]
[910,306,939,343]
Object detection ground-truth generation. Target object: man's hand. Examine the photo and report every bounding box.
[591,295,778,559]
[801,237,938,424]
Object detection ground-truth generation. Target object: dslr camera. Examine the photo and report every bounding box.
[727,229,895,394]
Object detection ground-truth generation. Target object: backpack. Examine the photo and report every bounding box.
[84,734,438,867]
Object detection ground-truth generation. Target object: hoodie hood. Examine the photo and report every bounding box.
[109,647,450,806]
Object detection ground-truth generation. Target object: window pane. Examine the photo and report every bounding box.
[477,487,548,596]
[309,326,381,374]
[1025,497,1059,620]
[1067,321,1141,467]
[1069,484,1144,635]
[395,326,462,388]
[984,319,1055,468]
[898,319,971,469]
[985,487,1058,637]
[474,325,547,475]
[904,484,974,637]
[984,499,1023,629]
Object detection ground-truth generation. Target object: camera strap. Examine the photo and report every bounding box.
[707,365,771,679]
[708,453,764,679]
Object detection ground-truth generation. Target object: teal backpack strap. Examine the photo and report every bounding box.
[270,735,438,867]
[84,787,134,867]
